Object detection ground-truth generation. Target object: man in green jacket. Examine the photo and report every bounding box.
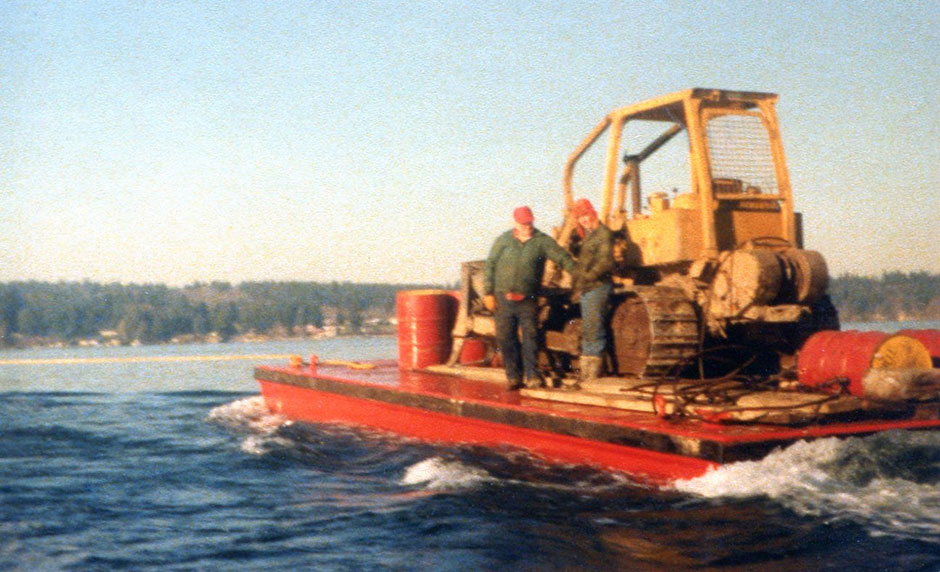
[571,198,614,386]
[483,206,575,390]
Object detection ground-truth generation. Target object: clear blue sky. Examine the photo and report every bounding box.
[2,1,938,286]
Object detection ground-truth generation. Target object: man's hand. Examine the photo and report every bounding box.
[483,295,497,312]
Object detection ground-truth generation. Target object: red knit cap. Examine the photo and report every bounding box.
[513,206,534,224]
[573,198,597,220]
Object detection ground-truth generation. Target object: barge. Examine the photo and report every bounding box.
[255,89,940,483]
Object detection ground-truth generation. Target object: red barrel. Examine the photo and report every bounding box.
[396,290,458,370]
[458,337,489,365]
[897,329,940,364]
[797,330,887,395]
[797,330,932,396]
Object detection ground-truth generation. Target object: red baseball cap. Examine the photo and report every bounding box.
[513,206,534,224]
[573,198,597,220]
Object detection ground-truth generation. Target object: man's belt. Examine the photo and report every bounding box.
[504,292,527,301]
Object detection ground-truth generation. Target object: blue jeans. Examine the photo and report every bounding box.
[580,283,611,357]
[495,298,539,383]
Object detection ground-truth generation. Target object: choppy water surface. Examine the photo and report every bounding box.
[1,330,939,571]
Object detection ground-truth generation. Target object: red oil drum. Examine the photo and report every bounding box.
[458,338,488,365]
[396,290,458,370]
[897,329,940,365]
[797,330,932,396]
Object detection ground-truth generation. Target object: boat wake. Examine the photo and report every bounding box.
[398,454,643,497]
[400,457,494,490]
[674,430,940,542]
[206,396,292,455]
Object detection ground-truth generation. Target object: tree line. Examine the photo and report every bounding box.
[0,280,445,347]
[827,271,940,322]
[0,272,937,348]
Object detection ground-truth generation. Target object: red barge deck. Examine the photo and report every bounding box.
[255,360,940,484]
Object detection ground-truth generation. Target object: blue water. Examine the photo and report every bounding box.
[1,329,939,571]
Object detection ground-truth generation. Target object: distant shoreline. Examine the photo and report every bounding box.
[2,275,938,350]
[0,326,397,352]
[5,318,940,353]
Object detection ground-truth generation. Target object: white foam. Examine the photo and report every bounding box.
[208,396,292,455]
[674,434,940,541]
[238,434,273,455]
[207,396,289,433]
[400,457,493,490]
[675,438,841,502]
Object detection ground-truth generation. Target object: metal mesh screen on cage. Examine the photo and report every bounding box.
[705,114,779,195]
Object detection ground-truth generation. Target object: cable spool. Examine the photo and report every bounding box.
[709,250,781,318]
[779,249,829,304]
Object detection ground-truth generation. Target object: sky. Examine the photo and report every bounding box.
[1,0,938,286]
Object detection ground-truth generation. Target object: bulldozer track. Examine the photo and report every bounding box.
[611,286,701,379]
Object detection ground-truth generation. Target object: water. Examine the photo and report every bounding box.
[1,328,939,571]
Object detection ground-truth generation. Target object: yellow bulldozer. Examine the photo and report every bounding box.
[450,88,839,380]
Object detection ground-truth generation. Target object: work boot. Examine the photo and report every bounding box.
[580,356,603,385]
[561,376,581,390]
[523,375,543,389]
[506,378,524,391]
